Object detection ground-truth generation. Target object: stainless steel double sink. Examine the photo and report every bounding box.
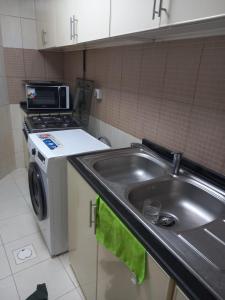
[79,145,225,287]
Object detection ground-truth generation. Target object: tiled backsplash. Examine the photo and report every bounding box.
[64,36,225,176]
[4,48,64,104]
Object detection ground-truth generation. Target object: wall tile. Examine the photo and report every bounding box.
[156,100,192,152]
[0,47,6,76]
[63,51,83,81]
[163,40,203,104]
[4,48,25,78]
[7,77,25,104]
[106,47,123,89]
[65,36,225,175]
[119,91,139,137]
[0,77,9,105]
[44,52,64,81]
[23,49,45,79]
[136,95,161,142]
[194,41,225,111]
[121,45,142,93]
[1,15,22,48]
[21,19,37,49]
[139,42,167,98]
[185,106,225,174]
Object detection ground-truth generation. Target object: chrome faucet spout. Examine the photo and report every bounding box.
[172,152,182,175]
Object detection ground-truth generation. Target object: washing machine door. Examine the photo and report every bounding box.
[28,162,47,221]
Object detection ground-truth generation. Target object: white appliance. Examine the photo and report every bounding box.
[28,129,109,256]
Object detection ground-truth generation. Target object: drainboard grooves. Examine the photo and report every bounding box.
[178,220,225,271]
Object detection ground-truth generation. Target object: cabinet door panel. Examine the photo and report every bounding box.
[35,0,56,49]
[97,243,174,300]
[55,0,77,47]
[110,0,160,37]
[161,0,225,26]
[68,163,97,300]
[76,0,110,43]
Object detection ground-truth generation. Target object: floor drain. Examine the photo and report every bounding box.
[158,214,176,227]
[13,244,37,265]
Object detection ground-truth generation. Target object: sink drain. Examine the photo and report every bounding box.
[158,214,176,227]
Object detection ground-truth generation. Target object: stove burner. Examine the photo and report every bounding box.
[25,114,80,133]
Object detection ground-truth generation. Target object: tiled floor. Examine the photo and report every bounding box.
[0,168,84,300]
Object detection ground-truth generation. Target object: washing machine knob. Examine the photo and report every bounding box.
[31,148,36,156]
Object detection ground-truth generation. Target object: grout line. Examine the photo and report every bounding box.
[155,42,169,143]
[58,255,80,289]
[2,229,40,247]
[54,287,81,300]
[182,40,205,154]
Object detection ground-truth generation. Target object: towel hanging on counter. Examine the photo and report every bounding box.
[96,196,146,284]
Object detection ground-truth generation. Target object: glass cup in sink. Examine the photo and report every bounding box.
[142,199,161,224]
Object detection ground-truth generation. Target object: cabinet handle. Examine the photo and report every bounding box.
[89,200,97,233]
[152,0,167,19]
[41,30,47,46]
[70,16,73,40]
[158,0,167,17]
[152,0,158,20]
[72,15,78,42]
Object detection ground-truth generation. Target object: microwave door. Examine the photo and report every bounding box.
[27,86,60,109]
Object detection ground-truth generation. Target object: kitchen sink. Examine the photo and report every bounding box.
[92,153,169,185]
[128,176,225,232]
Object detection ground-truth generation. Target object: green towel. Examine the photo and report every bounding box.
[96,196,146,284]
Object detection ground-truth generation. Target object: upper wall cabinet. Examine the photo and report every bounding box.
[110,0,161,36]
[76,0,110,43]
[55,0,78,47]
[35,0,56,49]
[160,0,225,26]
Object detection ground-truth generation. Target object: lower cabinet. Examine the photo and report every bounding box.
[68,162,98,300]
[68,162,175,300]
[97,243,174,300]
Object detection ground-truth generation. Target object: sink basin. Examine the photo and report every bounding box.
[93,153,168,185]
[128,177,225,232]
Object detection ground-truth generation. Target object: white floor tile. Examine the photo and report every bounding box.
[5,232,50,273]
[0,194,30,221]
[0,213,39,244]
[0,246,11,280]
[59,253,79,287]
[0,276,19,300]
[0,173,22,200]
[57,289,82,300]
[12,169,30,199]
[14,258,74,300]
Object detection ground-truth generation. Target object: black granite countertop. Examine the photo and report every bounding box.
[67,141,225,300]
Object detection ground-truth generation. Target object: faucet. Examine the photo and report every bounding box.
[172,152,182,175]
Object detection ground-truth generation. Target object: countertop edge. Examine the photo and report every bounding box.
[67,155,218,300]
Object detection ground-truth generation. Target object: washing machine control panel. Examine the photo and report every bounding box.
[38,134,60,150]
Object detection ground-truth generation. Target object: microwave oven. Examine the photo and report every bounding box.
[26,84,70,110]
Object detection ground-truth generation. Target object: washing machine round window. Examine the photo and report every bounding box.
[28,162,47,221]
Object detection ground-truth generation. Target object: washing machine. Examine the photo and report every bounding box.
[28,129,109,256]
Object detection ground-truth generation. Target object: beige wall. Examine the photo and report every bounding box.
[0,0,64,170]
[64,36,225,176]
[0,21,15,178]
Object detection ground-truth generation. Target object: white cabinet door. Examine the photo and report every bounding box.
[76,0,110,43]
[55,0,78,47]
[110,0,161,37]
[160,0,225,26]
[68,162,97,300]
[97,243,174,300]
[35,0,56,49]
